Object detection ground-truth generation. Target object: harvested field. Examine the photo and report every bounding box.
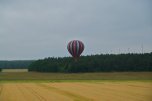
[0,82,152,101]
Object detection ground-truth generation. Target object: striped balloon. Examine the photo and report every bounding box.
[67,40,84,59]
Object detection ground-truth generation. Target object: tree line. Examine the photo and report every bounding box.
[0,60,34,69]
[29,53,152,73]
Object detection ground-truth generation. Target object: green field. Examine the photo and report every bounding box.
[0,72,152,83]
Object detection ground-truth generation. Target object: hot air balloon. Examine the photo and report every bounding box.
[67,40,84,61]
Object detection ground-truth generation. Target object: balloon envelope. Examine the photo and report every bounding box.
[67,40,84,59]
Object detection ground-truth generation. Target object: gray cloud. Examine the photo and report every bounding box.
[0,0,152,60]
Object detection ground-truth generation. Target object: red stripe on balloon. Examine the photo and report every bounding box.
[68,41,72,55]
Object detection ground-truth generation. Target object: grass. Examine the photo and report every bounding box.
[0,72,152,83]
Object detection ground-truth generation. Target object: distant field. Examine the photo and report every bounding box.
[1,69,28,72]
[0,72,152,82]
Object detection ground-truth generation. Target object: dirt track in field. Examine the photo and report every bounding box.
[0,82,152,101]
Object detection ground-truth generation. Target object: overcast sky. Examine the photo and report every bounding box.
[0,0,152,60]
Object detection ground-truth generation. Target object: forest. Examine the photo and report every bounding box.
[29,53,152,73]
